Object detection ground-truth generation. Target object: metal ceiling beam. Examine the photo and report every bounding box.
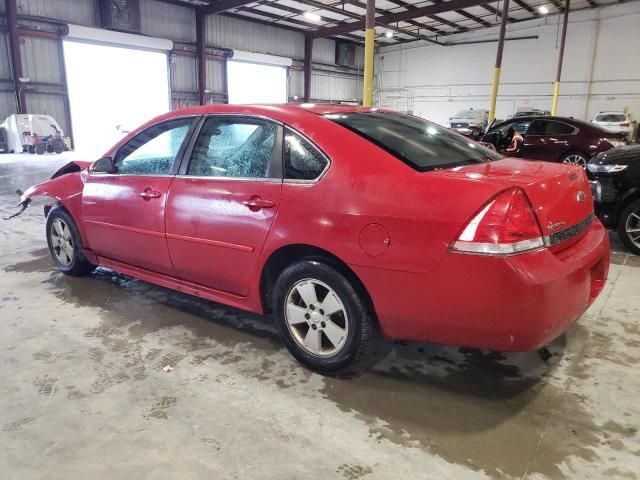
[312,0,491,38]
[384,0,466,33]
[293,0,440,44]
[200,0,259,15]
[336,0,446,35]
[548,0,564,11]
[512,0,540,16]
[480,3,516,22]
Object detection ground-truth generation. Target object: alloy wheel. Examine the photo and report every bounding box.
[625,208,640,250]
[284,278,349,357]
[562,154,587,169]
[50,218,74,266]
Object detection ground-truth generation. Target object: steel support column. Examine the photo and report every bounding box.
[488,0,509,122]
[363,0,375,107]
[196,10,207,106]
[551,0,570,115]
[303,33,313,102]
[6,0,25,113]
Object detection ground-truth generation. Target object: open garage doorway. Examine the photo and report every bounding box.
[63,33,171,157]
[227,52,290,105]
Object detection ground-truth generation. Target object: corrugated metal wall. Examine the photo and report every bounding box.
[1,0,364,139]
[206,14,304,59]
[16,0,97,26]
[140,0,195,43]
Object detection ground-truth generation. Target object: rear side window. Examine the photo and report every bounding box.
[529,120,575,136]
[284,128,328,180]
[326,112,501,172]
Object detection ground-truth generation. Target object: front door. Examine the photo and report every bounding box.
[165,116,283,296]
[82,117,196,275]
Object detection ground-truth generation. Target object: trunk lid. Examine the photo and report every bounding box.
[435,158,594,248]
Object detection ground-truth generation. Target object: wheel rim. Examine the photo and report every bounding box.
[562,154,587,168]
[284,278,349,358]
[50,218,74,266]
[625,208,640,249]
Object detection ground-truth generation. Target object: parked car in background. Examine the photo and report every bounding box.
[588,144,640,255]
[0,126,8,154]
[0,114,69,154]
[512,108,550,118]
[8,105,609,374]
[591,111,637,143]
[448,109,489,136]
[481,116,627,168]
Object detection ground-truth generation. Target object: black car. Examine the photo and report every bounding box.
[587,145,640,255]
[0,127,8,154]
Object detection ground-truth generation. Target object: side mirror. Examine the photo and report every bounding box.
[91,156,115,174]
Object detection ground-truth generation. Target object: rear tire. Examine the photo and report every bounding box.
[617,199,640,256]
[46,207,96,276]
[560,151,589,169]
[272,260,378,376]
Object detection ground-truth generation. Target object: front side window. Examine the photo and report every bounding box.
[115,118,194,175]
[188,117,278,178]
[327,112,501,172]
[284,128,328,181]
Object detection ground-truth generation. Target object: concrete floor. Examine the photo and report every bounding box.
[1,153,639,480]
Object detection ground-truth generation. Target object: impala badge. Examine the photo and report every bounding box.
[548,221,566,231]
[576,191,586,203]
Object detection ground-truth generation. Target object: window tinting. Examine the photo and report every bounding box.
[188,118,277,178]
[284,128,328,180]
[529,120,575,136]
[115,118,193,175]
[327,112,501,172]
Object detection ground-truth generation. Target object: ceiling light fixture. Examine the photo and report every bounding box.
[303,11,322,22]
[538,5,549,14]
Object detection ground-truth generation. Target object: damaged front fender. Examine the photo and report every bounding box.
[4,161,90,220]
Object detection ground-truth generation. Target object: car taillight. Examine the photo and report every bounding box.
[620,123,630,127]
[451,188,545,255]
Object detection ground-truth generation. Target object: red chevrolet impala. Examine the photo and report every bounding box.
[11,104,610,374]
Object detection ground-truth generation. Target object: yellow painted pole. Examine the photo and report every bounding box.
[551,81,561,116]
[551,0,570,116]
[363,0,375,107]
[489,0,509,122]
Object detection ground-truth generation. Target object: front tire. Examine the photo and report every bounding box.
[617,199,640,256]
[272,260,377,375]
[46,207,96,276]
[561,151,589,169]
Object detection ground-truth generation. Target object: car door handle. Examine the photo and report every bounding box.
[139,188,161,201]
[243,195,276,211]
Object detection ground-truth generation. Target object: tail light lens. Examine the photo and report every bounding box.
[620,123,630,127]
[451,188,545,255]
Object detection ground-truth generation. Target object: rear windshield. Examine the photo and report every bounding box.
[454,110,485,119]
[596,114,626,122]
[326,112,501,172]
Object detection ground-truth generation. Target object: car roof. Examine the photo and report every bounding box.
[165,103,376,118]
[596,111,627,115]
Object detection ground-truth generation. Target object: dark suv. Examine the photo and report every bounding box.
[482,116,626,168]
[587,145,640,255]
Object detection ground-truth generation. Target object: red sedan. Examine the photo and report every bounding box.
[11,104,610,374]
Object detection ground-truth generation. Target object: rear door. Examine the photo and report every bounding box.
[82,117,196,275]
[522,120,576,161]
[165,116,283,296]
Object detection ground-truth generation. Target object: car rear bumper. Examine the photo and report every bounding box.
[352,219,610,351]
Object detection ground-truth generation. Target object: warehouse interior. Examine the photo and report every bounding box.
[1,0,640,479]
